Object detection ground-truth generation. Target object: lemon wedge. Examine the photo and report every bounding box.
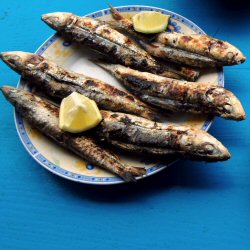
[59,92,102,133]
[132,11,170,34]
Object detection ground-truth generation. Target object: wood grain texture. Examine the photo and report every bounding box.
[0,0,250,249]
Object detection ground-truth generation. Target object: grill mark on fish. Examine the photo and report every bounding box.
[96,110,230,161]
[41,12,197,81]
[0,52,160,121]
[96,62,246,121]
[1,86,146,181]
[109,6,245,67]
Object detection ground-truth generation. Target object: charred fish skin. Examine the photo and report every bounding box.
[41,12,198,81]
[109,6,210,69]
[96,62,246,121]
[109,15,217,68]
[106,138,220,161]
[103,139,180,157]
[156,32,246,65]
[109,8,200,79]
[1,86,146,181]
[152,57,199,81]
[41,13,163,75]
[142,42,219,68]
[0,51,161,121]
[109,6,245,67]
[96,110,231,162]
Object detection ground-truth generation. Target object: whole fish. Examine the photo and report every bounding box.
[0,51,160,121]
[97,110,231,161]
[1,86,146,181]
[109,6,246,67]
[96,62,246,121]
[41,12,199,81]
[155,32,246,66]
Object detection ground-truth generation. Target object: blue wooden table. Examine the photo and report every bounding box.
[0,0,249,249]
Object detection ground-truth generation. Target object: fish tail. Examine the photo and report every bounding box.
[125,166,147,177]
[109,5,124,20]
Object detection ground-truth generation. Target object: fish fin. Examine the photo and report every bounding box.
[122,172,137,182]
[121,166,147,182]
[89,58,114,71]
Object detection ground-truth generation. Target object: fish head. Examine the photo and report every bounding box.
[235,52,246,64]
[230,47,246,65]
[1,51,44,73]
[206,86,246,121]
[182,129,231,161]
[222,91,246,121]
[1,86,32,102]
[0,86,24,104]
[42,12,74,30]
[1,86,16,97]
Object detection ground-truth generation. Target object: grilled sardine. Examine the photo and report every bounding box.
[110,6,245,67]
[0,51,160,121]
[97,110,231,161]
[41,12,199,81]
[96,62,246,121]
[156,32,246,66]
[1,86,146,181]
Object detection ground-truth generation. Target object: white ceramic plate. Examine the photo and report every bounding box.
[15,6,224,184]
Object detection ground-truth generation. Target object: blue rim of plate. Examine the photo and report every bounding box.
[14,5,224,185]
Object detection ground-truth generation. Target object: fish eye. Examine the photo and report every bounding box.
[204,144,215,154]
[195,144,215,156]
[8,55,20,66]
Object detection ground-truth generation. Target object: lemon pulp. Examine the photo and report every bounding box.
[59,92,102,133]
[132,11,170,34]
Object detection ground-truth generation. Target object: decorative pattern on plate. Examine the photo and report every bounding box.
[167,20,181,32]
[14,5,224,185]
